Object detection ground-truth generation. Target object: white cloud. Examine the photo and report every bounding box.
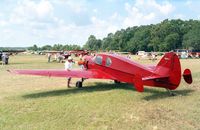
[174,14,186,19]
[0,0,90,46]
[9,0,54,24]
[41,14,121,44]
[131,0,174,15]
[197,15,200,19]
[36,0,53,17]
[0,13,3,17]
[124,5,143,26]
[0,20,7,27]
[122,0,175,28]
[144,12,155,20]
[2,0,176,46]
[148,0,174,15]
[67,1,87,13]
[135,0,144,6]
[184,1,200,15]
[53,0,87,13]
[91,16,105,25]
[185,0,192,7]
[93,9,98,13]
[110,12,122,22]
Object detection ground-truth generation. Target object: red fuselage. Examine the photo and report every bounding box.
[85,53,155,85]
[84,52,192,91]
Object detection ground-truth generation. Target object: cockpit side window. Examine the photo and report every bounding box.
[95,55,103,65]
[106,57,112,67]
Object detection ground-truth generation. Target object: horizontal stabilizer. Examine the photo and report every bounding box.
[183,69,192,84]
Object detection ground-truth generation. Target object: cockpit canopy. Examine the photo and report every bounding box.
[93,55,112,67]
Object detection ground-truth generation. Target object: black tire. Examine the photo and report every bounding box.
[76,81,82,88]
[5,59,8,65]
[170,92,176,96]
[114,80,120,84]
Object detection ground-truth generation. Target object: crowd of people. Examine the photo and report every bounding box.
[47,53,69,63]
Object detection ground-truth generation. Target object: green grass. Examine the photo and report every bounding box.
[0,54,200,130]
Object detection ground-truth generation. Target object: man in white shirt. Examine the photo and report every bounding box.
[65,56,73,87]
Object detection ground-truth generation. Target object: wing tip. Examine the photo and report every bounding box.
[7,69,12,73]
[7,69,18,74]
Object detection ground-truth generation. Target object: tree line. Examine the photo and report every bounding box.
[84,19,200,53]
[27,19,200,53]
[28,44,81,51]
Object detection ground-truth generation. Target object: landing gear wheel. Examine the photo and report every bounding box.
[114,80,120,84]
[170,93,176,96]
[76,81,83,88]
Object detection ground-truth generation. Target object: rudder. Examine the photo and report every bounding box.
[155,52,181,90]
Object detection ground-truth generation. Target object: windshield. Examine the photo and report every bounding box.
[94,55,102,65]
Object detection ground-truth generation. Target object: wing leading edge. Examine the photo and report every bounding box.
[8,69,116,80]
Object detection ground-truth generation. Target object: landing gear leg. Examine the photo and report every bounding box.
[81,78,85,82]
[166,89,176,96]
[67,77,72,88]
[114,80,120,84]
[76,78,86,88]
[76,81,82,88]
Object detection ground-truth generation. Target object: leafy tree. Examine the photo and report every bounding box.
[28,44,39,51]
[41,45,52,50]
[183,24,200,50]
[52,44,63,51]
[102,33,114,51]
[84,35,102,50]
[163,33,180,51]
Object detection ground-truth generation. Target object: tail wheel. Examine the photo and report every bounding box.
[76,81,83,88]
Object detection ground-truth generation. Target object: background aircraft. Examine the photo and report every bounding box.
[8,52,192,95]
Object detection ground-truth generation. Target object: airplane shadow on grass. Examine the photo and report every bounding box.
[22,82,194,100]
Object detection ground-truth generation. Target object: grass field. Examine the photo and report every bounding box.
[0,54,200,130]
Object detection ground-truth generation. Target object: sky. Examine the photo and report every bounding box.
[0,0,200,47]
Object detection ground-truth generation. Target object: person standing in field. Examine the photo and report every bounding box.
[78,57,85,82]
[78,58,84,69]
[5,53,9,64]
[47,53,51,63]
[2,53,9,65]
[1,53,6,65]
[65,56,74,88]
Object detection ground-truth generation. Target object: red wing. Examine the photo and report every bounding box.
[8,69,116,80]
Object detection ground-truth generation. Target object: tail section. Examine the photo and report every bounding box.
[153,52,192,90]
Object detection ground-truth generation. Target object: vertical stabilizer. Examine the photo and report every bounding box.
[155,52,181,90]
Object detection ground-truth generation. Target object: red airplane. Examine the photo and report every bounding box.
[8,52,192,95]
